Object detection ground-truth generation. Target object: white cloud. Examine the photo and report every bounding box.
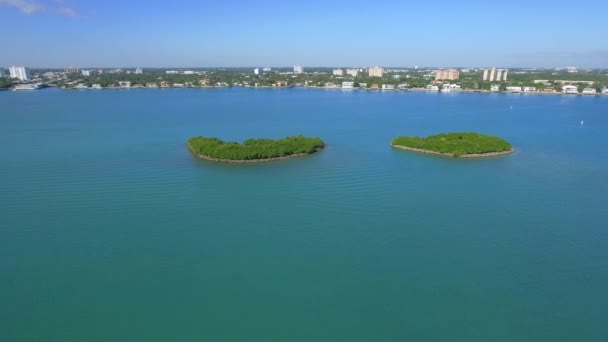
[0,0,46,14]
[57,6,82,18]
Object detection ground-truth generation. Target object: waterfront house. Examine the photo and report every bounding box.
[398,83,409,89]
[523,86,537,92]
[342,82,354,89]
[275,81,288,87]
[325,82,339,88]
[582,88,596,95]
[371,83,380,90]
[160,81,171,88]
[490,85,500,92]
[506,86,522,93]
[602,87,608,95]
[442,84,461,92]
[118,81,131,88]
[562,85,578,94]
[381,84,395,90]
[426,85,439,91]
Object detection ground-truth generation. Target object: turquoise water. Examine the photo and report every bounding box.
[1,88,607,341]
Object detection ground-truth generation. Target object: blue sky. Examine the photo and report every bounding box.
[1,0,607,68]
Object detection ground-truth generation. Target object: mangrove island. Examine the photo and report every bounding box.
[187,135,325,163]
[391,132,513,158]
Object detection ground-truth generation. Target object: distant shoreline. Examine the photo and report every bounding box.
[7,85,605,97]
[391,144,514,158]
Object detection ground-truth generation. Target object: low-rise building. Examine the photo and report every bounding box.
[371,83,380,90]
[135,68,143,74]
[506,86,522,93]
[81,70,91,77]
[382,84,395,90]
[333,69,344,76]
[491,85,500,92]
[358,83,367,89]
[442,84,461,91]
[146,82,158,88]
[562,85,578,94]
[582,88,596,95]
[118,81,131,88]
[397,83,409,89]
[160,81,171,87]
[166,70,179,74]
[342,81,354,89]
[602,87,608,95]
[325,82,339,88]
[523,86,537,92]
[426,85,439,91]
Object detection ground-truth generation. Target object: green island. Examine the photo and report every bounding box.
[391,132,513,158]
[187,135,325,162]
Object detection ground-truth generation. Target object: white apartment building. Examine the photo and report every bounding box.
[346,69,359,77]
[254,68,260,75]
[9,66,30,81]
[135,68,143,74]
[0,68,4,77]
[482,68,509,82]
[81,70,91,77]
[263,67,272,72]
[342,82,354,89]
[562,85,578,94]
[293,65,304,74]
[368,66,384,77]
[333,69,344,76]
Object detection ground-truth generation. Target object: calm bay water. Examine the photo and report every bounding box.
[1,88,607,341]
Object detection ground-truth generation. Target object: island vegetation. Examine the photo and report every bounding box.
[391,132,513,157]
[188,135,325,162]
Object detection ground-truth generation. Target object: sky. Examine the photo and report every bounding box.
[1,0,607,68]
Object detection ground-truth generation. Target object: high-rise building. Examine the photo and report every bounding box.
[9,66,30,81]
[333,69,344,76]
[346,69,359,77]
[135,68,143,74]
[482,68,508,82]
[293,65,304,74]
[0,68,4,77]
[254,68,260,75]
[368,66,384,77]
[435,69,460,81]
[65,67,80,73]
[263,67,271,72]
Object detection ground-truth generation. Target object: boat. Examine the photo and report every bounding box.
[12,83,45,91]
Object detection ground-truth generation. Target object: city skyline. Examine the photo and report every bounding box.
[1,0,607,68]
